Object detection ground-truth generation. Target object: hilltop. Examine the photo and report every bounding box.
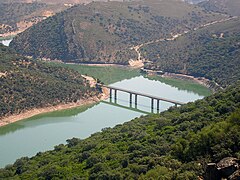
[0,2,67,36]
[142,17,240,87]
[10,0,225,64]
[0,44,100,125]
[199,0,240,16]
[0,0,107,5]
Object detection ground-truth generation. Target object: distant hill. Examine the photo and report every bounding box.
[142,17,240,87]
[199,0,240,16]
[0,2,67,35]
[0,0,84,4]
[10,0,225,64]
[0,0,117,5]
[0,44,99,119]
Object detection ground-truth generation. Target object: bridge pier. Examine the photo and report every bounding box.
[157,100,160,111]
[151,98,154,110]
[135,94,138,106]
[114,89,117,101]
[110,88,112,99]
[130,93,132,104]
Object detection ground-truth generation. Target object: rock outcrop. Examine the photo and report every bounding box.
[205,157,240,180]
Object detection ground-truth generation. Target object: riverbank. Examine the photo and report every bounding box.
[47,59,217,91]
[0,90,109,127]
[41,57,143,69]
[142,68,222,92]
[0,35,15,41]
[161,72,222,92]
[66,62,128,68]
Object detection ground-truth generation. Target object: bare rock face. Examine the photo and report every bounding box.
[204,157,240,180]
[229,169,240,180]
[217,157,239,178]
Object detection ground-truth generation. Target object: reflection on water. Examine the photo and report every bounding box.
[145,75,211,97]
[103,99,152,115]
[0,76,209,167]
[0,104,96,137]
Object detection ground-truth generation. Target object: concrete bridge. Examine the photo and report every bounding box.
[97,84,184,112]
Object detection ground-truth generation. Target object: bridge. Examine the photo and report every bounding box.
[97,84,184,112]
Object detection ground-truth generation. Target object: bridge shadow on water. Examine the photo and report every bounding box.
[102,98,160,115]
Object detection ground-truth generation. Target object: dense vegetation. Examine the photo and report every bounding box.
[0,2,66,34]
[0,44,99,118]
[143,17,240,87]
[10,0,225,64]
[0,78,239,179]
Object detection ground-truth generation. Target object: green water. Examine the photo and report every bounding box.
[0,66,211,168]
[47,63,211,96]
[47,62,140,85]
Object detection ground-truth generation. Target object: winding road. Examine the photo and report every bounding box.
[130,16,238,66]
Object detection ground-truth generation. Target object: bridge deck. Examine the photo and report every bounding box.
[100,84,184,105]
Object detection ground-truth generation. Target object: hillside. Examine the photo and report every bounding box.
[10,0,225,64]
[0,2,67,35]
[142,17,240,87]
[199,0,240,16]
[0,0,107,5]
[0,44,99,120]
[0,76,239,178]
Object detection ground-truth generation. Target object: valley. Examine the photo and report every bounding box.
[0,0,239,179]
[0,71,210,168]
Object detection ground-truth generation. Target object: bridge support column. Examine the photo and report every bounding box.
[157,100,160,112]
[110,88,112,99]
[129,93,132,104]
[114,89,117,101]
[135,94,138,106]
[151,98,154,110]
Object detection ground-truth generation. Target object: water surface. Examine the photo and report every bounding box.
[0,76,209,167]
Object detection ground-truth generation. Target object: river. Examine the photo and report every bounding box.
[0,74,211,168]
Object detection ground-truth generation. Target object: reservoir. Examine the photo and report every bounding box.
[0,70,211,168]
